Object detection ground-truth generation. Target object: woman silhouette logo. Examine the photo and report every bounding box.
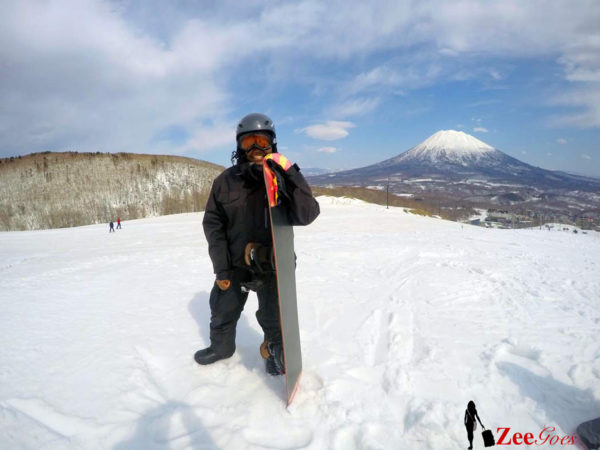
[464,401,484,449]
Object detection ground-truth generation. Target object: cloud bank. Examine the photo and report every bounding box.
[0,0,598,158]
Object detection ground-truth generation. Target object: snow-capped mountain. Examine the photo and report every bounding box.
[353,130,587,186]
[308,130,600,215]
[383,130,498,166]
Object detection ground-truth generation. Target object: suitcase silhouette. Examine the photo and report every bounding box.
[482,428,496,447]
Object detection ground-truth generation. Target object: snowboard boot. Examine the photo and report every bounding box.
[194,346,234,365]
[260,340,285,376]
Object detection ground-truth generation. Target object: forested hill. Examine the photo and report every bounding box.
[0,152,224,231]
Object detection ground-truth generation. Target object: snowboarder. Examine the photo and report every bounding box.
[117,218,121,229]
[195,113,320,375]
[109,221,115,233]
[464,400,484,449]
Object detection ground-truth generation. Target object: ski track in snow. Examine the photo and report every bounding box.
[1,197,599,449]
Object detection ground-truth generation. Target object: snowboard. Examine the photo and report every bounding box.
[263,157,302,406]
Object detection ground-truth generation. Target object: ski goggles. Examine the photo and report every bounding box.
[239,133,272,152]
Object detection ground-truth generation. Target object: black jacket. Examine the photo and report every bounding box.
[203,161,320,280]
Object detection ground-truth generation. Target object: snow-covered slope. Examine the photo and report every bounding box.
[1,199,599,449]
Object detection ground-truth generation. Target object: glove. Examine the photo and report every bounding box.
[244,242,271,267]
[264,153,292,172]
[216,279,231,291]
[260,339,270,359]
[263,154,293,207]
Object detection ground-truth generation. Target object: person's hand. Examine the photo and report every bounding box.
[264,153,292,172]
[263,154,293,207]
[244,242,262,266]
[216,279,231,291]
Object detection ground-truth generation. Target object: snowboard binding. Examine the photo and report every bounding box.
[242,243,275,292]
[260,340,285,376]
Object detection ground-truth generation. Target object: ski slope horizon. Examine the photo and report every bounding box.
[1,197,599,449]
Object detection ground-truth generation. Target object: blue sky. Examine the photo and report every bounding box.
[1,0,599,177]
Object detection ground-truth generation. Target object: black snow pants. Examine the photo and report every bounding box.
[209,268,281,356]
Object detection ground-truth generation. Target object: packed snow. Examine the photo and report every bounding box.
[1,197,599,449]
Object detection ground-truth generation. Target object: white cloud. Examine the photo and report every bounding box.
[489,69,503,80]
[467,99,501,107]
[557,138,568,144]
[300,121,355,141]
[330,98,381,118]
[0,0,235,156]
[317,147,338,153]
[473,127,489,133]
[1,0,599,158]
[176,122,235,154]
[551,89,600,128]
[560,38,600,83]
[340,60,444,99]
[346,66,402,95]
[581,154,592,160]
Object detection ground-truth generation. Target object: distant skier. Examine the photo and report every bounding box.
[109,221,115,233]
[117,218,121,229]
[194,113,319,375]
[464,400,484,449]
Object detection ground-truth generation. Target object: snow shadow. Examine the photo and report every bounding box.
[113,401,217,450]
[187,291,284,401]
[188,291,211,345]
[496,362,600,433]
[187,291,265,373]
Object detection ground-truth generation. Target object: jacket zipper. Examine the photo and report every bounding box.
[264,194,268,229]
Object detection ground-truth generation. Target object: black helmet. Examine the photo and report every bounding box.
[237,113,276,138]
[232,113,278,165]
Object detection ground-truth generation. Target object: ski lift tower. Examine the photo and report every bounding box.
[386,176,390,209]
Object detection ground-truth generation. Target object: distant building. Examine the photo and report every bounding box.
[485,209,531,228]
